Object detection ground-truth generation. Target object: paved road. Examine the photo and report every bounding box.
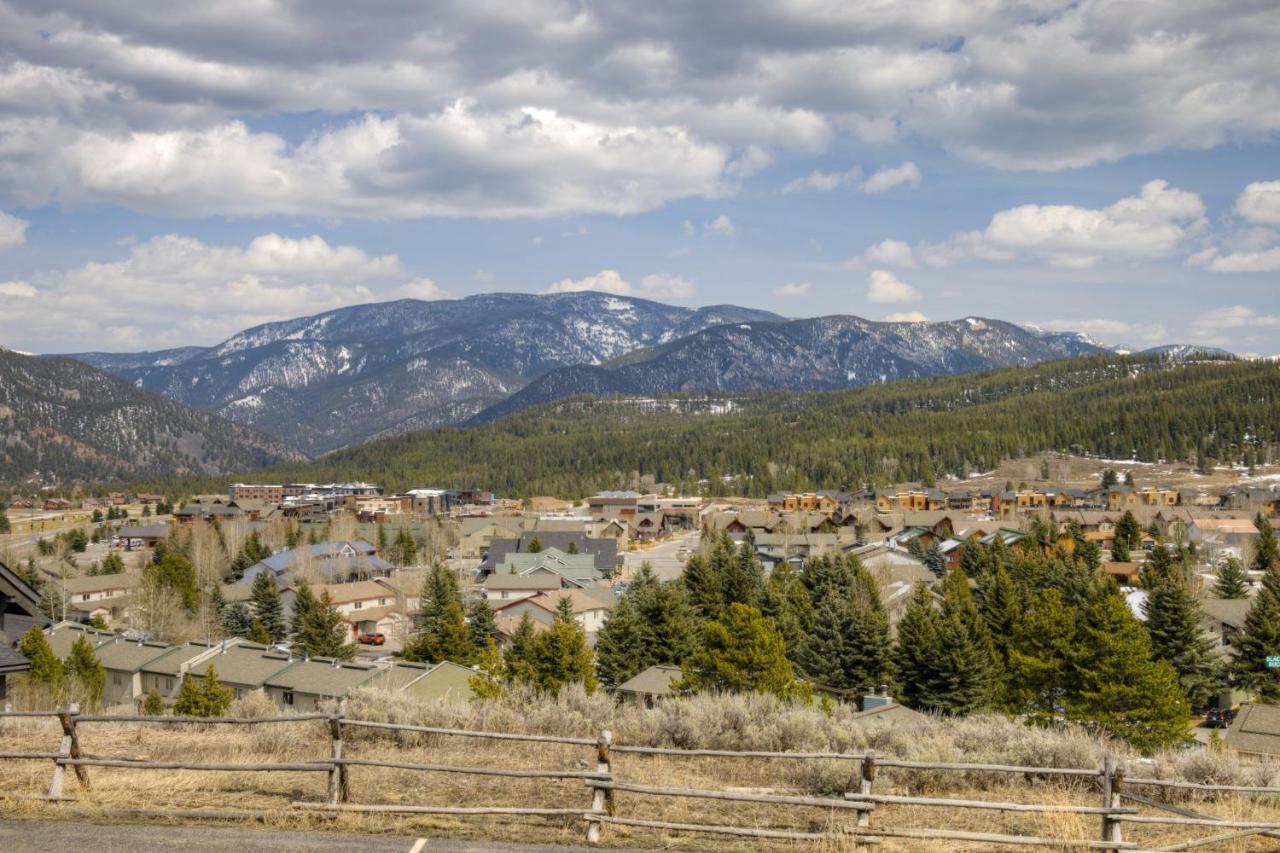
[621,531,699,582]
[0,819,617,852]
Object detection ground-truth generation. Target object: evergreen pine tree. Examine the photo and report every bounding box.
[18,625,63,692]
[974,565,1022,666]
[1007,589,1078,722]
[172,675,206,716]
[526,536,543,553]
[893,584,944,710]
[302,590,356,660]
[469,640,504,700]
[682,552,723,619]
[65,635,105,709]
[721,535,764,608]
[143,690,166,716]
[934,568,1000,712]
[504,612,541,686]
[99,552,126,575]
[594,592,646,690]
[922,540,946,577]
[246,618,271,645]
[676,603,803,699]
[1115,511,1141,554]
[1229,577,1280,703]
[1070,589,1190,752]
[467,597,499,651]
[1251,512,1280,575]
[404,563,465,662]
[220,602,252,637]
[757,561,812,661]
[249,571,287,643]
[289,580,318,647]
[1215,558,1249,599]
[1142,575,1223,710]
[531,596,596,694]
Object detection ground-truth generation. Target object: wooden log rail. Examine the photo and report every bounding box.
[8,709,1280,850]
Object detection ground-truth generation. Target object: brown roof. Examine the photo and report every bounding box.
[1224,703,1280,756]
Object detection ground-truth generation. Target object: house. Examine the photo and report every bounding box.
[454,517,525,559]
[264,657,383,712]
[139,641,228,698]
[492,588,615,635]
[239,540,393,587]
[1223,704,1280,757]
[113,524,171,550]
[616,665,683,706]
[587,491,641,521]
[0,556,47,649]
[283,581,406,643]
[63,573,137,623]
[480,572,578,603]
[1199,596,1253,647]
[44,623,172,706]
[767,492,841,513]
[1189,517,1265,564]
[187,641,297,700]
[478,533,617,577]
[1102,562,1142,586]
[93,636,176,705]
[1105,487,1140,511]
[372,660,475,703]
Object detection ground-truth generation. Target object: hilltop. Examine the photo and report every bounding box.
[211,354,1278,498]
[0,348,303,486]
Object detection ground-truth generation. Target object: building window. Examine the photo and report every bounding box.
[353,601,362,609]
[378,598,387,606]
[283,691,294,706]
[82,594,91,601]
[164,678,173,690]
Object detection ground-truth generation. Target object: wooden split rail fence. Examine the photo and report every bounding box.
[3,707,1280,850]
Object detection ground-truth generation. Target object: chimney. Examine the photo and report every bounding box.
[220,639,227,654]
[861,684,894,711]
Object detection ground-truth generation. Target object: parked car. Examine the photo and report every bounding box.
[1203,708,1235,728]
[357,631,385,646]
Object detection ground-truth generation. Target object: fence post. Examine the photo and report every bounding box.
[328,708,348,805]
[586,729,612,845]
[1101,755,1124,853]
[856,749,876,837]
[61,703,89,790]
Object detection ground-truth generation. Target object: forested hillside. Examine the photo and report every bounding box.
[164,355,1277,498]
[0,348,303,485]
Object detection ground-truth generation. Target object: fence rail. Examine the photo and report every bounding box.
[3,707,1279,850]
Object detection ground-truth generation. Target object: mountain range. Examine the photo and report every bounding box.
[0,348,301,486]
[65,292,1130,456]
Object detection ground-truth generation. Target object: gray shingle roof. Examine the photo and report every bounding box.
[1224,703,1280,756]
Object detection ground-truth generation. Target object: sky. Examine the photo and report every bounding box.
[0,1,1277,355]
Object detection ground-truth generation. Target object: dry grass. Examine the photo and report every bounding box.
[3,689,1280,851]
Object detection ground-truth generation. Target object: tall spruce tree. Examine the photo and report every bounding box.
[298,590,355,660]
[682,551,724,619]
[1214,558,1249,599]
[18,625,63,694]
[504,612,540,686]
[1252,512,1280,575]
[1007,589,1078,722]
[467,597,499,652]
[1142,575,1223,710]
[721,535,764,608]
[1070,589,1190,752]
[289,580,318,647]
[250,571,287,644]
[1115,511,1141,554]
[933,568,1001,713]
[677,603,803,699]
[530,596,596,694]
[758,561,812,661]
[65,635,105,709]
[596,565,697,690]
[893,584,944,710]
[221,601,253,638]
[1229,570,1280,702]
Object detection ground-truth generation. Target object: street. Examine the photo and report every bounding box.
[0,819,623,852]
[621,530,699,582]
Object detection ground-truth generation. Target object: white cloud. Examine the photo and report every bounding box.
[705,214,736,237]
[773,281,812,297]
[545,269,633,295]
[783,167,861,194]
[1235,181,1280,225]
[543,269,695,299]
[0,211,28,249]
[866,269,922,304]
[1194,246,1280,273]
[0,280,37,297]
[396,278,450,300]
[864,238,918,269]
[861,161,921,193]
[884,311,928,322]
[638,273,696,299]
[1192,305,1280,337]
[1041,318,1167,345]
[0,233,414,351]
[922,180,1205,268]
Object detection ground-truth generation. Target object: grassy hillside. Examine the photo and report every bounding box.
[155,354,1277,498]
